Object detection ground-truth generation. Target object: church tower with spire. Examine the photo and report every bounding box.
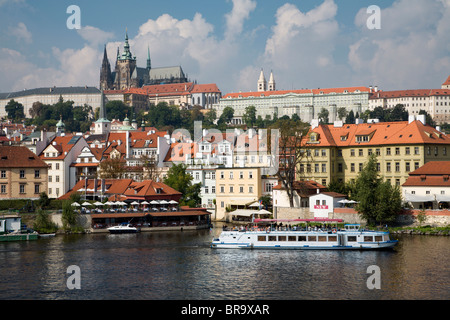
[268,70,276,91]
[113,29,138,90]
[100,45,113,91]
[257,69,267,92]
[94,90,111,135]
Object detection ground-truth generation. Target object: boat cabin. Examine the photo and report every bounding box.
[344,224,360,231]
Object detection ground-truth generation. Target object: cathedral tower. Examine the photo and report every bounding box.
[268,70,276,91]
[257,69,267,92]
[100,45,113,91]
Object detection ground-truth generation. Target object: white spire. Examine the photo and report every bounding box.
[257,68,267,92]
[268,70,275,91]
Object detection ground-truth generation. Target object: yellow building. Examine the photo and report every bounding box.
[215,167,261,221]
[299,117,450,188]
[0,146,48,199]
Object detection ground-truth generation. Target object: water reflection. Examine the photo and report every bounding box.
[0,229,448,300]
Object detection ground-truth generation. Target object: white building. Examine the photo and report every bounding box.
[0,86,101,118]
[39,134,88,198]
[309,192,346,219]
[214,71,370,124]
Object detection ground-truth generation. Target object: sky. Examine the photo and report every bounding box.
[0,0,449,95]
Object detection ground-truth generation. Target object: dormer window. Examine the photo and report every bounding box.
[355,135,370,142]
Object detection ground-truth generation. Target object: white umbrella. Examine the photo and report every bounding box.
[168,200,178,204]
[141,201,149,205]
[82,201,92,206]
[150,200,160,204]
[120,201,127,206]
[131,201,139,205]
[104,201,113,205]
[338,199,350,204]
[159,200,169,204]
[71,202,80,207]
[94,202,104,206]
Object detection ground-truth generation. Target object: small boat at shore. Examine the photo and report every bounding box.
[211,219,398,250]
[108,223,140,234]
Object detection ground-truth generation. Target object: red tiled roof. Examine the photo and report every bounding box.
[39,135,83,160]
[223,86,370,99]
[305,120,450,147]
[407,161,450,176]
[443,75,450,86]
[0,145,48,168]
[191,83,221,93]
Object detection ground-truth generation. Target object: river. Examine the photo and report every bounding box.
[0,223,448,302]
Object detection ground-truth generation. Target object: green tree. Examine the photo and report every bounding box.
[5,99,25,120]
[106,100,131,121]
[163,163,201,207]
[345,110,355,124]
[62,200,78,231]
[318,108,329,124]
[218,106,234,125]
[242,105,257,127]
[33,208,58,234]
[354,154,402,225]
[337,107,347,120]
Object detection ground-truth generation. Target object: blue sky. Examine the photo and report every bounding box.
[1,0,449,95]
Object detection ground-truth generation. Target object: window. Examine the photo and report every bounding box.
[359,163,363,172]
[229,186,234,193]
[386,148,391,155]
[321,164,326,173]
[414,147,420,155]
[48,176,52,182]
[239,172,244,179]
[249,171,253,179]
[405,147,410,155]
[20,170,25,179]
[56,163,60,170]
[239,186,244,193]
[405,162,410,172]
[351,163,355,172]
[315,164,319,173]
[204,186,209,194]
[0,185,6,194]
[220,171,224,179]
[395,162,400,172]
[56,176,60,183]
[350,149,355,157]
[0,170,5,178]
[229,172,233,179]
[386,162,391,172]
[249,186,253,193]
[395,147,400,155]
[359,149,363,156]
[338,163,343,172]
[19,184,25,194]
[34,184,40,194]
[211,186,215,194]
[220,186,224,193]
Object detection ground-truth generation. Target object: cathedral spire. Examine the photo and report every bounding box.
[257,68,267,92]
[147,45,151,70]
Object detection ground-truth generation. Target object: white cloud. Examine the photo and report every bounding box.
[9,22,32,44]
[224,0,257,40]
[350,0,450,90]
[77,26,115,47]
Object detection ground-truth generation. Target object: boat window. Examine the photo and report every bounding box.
[268,236,277,241]
[257,236,266,241]
[298,236,307,241]
[288,236,296,241]
[328,236,337,242]
[364,236,373,242]
[347,236,357,242]
[375,236,382,242]
[318,236,327,242]
[278,236,286,241]
[308,236,317,241]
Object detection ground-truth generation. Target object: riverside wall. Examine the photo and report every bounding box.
[275,207,450,227]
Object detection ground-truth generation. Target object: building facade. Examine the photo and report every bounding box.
[215,83,370,125]
[298,115,450,188]
[0,146,48,199]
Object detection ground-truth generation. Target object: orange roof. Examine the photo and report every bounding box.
[123,180,182,199]
[223,86,370,99]
[0,145,48,168]
[408,161,450,176]
[305,120,450,147]
[370,88,450,99]
[191,83,221,93]
[164,142,198,162]
[443,75,450,86]
[39,135,84,160]
[143,82,194,97]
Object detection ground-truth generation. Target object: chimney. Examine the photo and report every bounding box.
[408,115,415,124]
[417,114,426,125]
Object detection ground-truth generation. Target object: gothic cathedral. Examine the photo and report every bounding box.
[100,31,188,90]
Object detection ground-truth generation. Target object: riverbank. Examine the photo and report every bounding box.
[389,225,450,236]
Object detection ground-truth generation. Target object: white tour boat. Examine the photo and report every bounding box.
[211,219,398,250]
[108,223,140,234]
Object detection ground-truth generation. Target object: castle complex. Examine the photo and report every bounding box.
[100,31,188,91]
